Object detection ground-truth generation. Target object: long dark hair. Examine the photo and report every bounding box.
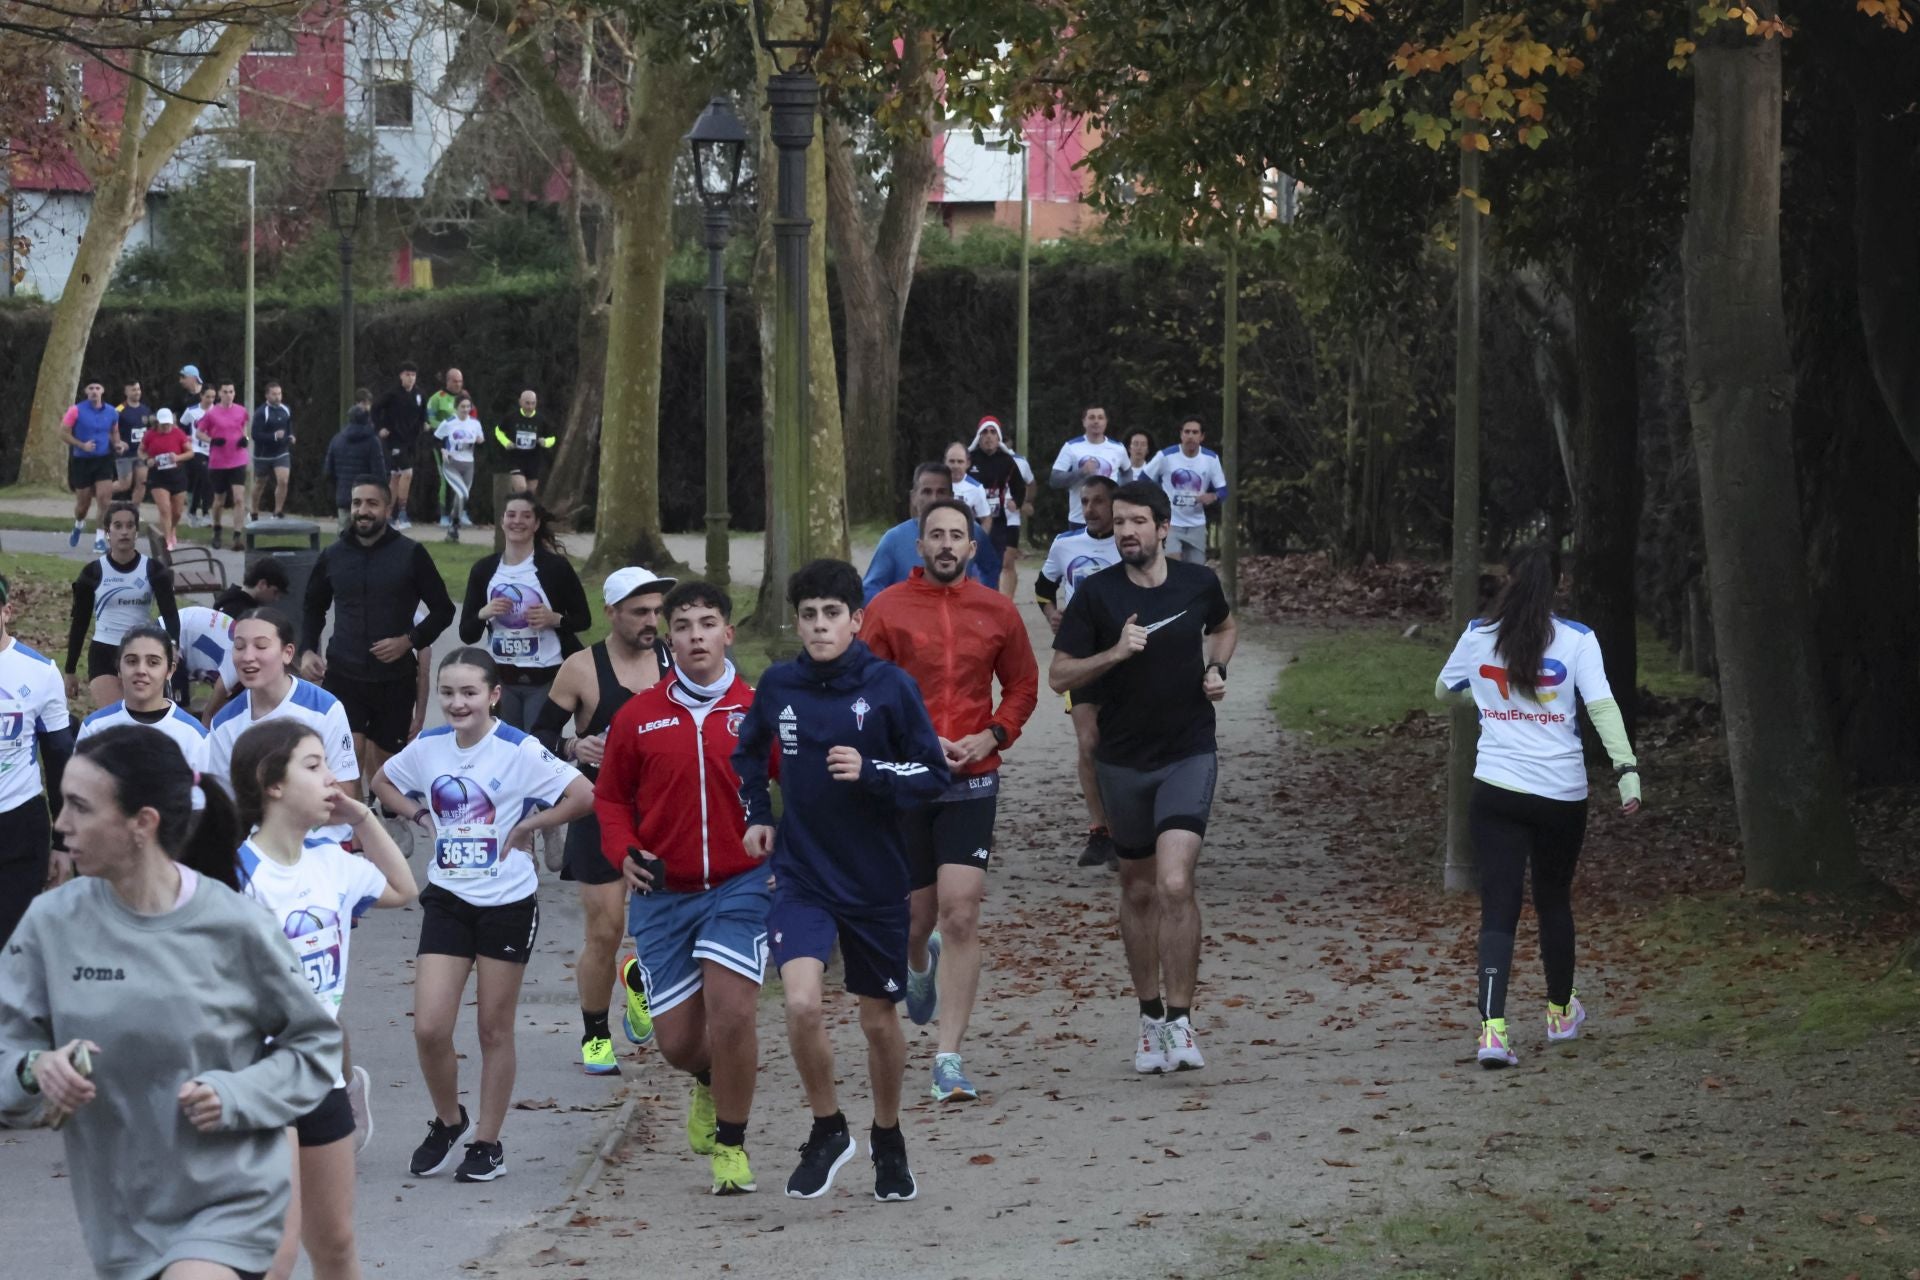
[230,719,322,839]
[502,494,563,556]
[1486,544,1561,701]
[74,725,240,890]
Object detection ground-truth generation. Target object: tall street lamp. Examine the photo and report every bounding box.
[750,0,830,595]
[325,177,368,435]
[685,95,747,588]
[216,159,256,414]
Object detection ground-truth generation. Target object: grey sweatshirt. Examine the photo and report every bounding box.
[0,875,342,1280]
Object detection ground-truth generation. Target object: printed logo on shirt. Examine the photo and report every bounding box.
[1478,659,1568,704]
[639,716,683,735]
[778,704,798,754]
[71,965,127,981]
[1142,611,1188,636]
[851,697,871,730]
[431,774,498,823]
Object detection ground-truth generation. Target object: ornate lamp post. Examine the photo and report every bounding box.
[685,95,748,587]
[324,178,368,433]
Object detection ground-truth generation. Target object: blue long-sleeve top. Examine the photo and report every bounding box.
[732,639,950,908]
[862,517,999,605]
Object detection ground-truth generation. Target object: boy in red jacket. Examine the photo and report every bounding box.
[594,581,768,1196]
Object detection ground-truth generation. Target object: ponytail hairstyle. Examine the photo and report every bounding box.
[229,719,323,838]
[1486,543,1562,701]
[73,725,240,890]
[439,645,503,689]
[501,494,563,557]
[237,605,296,648]
[118,622,178,669]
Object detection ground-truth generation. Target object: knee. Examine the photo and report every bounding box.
[1157,869,1194,905]
[413,1016,454,1049]
[1120,874,1157,913]
[303,1221,357,1270]
[475,1014,517,1055]
[936,896,982,945]
[858,999,901,1039]
[785,990,824,1032]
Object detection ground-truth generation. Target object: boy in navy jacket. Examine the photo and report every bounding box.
[733,558,949,1204]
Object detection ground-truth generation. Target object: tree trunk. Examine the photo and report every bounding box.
[1567,254,1641,737]
[1851,90,1920,459]
[1682,14,1860,891]
[805,123,847,561]
[546,296,608,526]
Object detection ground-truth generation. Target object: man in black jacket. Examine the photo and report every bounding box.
[374,362,427,529]
[299,477,455,783]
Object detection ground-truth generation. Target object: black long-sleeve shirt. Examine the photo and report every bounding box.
[457,548,592,659]
[300,525,453,682]
[66,553,180,673]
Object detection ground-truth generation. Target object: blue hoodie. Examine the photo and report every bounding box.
[733,639,949,908]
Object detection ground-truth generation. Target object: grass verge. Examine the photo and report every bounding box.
[1270,626,1448,747]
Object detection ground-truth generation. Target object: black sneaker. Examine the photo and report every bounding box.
[454,1139,507,1183]
[1078,828,1117,868]
[872,1136,917,1202]
[408,1106,470,1176]
[785,1126,855,1199]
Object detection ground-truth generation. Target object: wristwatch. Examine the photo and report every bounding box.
[1206,661,1229,680]
[988,723,1010,748]
[18,1051,42,1095]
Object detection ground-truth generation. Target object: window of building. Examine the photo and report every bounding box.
[370,59,413,129]
[250,21,297,55]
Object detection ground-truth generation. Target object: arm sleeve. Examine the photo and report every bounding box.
[1034,541,1063,606]
[972,522,1001,590]
[854,677,950,807]
[531,687,574,755]
[593,705,643,871]
[492,425,512,450]
[1052,585,1102,659]
[990,611,1041,746]
[35,671,73,822]
[860,603,896,664]
[0,907,52,1125]
[458,558,491,645]
[1203,573,1232,630]
[410,546,456,649]
[1586,698,1637,770]
[1048,443,1075,489]
[151,562,180,644]
[731,697,777,828]
[66,563,98,673]
[194,919,341,1131]
[299,554,334,656]
[323,702,360,784]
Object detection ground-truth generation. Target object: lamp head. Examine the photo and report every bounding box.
[685,95,747,208]
[749,0,831,71]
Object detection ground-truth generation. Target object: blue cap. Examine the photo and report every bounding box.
[179,364,201,379]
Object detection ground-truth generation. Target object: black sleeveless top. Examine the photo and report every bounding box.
[577,638,671,778]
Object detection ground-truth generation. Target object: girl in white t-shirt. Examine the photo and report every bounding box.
[434,396,483,544]
[1436,545,1642,1070]
[231,718,416,1280]
[371,647,592,1184]
[75,625,209,780]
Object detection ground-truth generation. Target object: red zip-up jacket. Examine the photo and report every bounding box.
[862,567,1040,776]
[594,671,763,891]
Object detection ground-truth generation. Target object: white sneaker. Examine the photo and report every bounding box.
[347,1064,374,1154]
[1163,1016,1204,1072]
[1134,1015,1171,1074]
[91,531,106,553]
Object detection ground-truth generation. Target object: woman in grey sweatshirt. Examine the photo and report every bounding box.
[0,724,342,1280]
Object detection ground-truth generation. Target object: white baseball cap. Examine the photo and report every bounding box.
[153,407,175,424]
[602,566,677,607]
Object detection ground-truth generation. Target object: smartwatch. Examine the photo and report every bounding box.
[988,723,1010,748]
[1206,661,1228,681]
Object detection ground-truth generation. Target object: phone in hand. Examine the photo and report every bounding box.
[627,846,665,895]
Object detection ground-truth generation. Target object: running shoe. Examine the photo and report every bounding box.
[460,511,474,528]
[229,531,243,551]
[346,1063,374,1154]
[930,1052,978,1102]
[1546,993,1587,1043]
[1078,827,1117,868]
[394,513,411,530]
[408,1105,470,1176]
[1134,1015,1171,1074]
[445,526,460,544]
[619,956,655,1045]
[1477,1019,1519,1069]
[786,1127,855,1199]
[454,1139,506,1182]
[541,827,565,873]
[68,524,82,548]
[871,1135,917,1202]
[711,1142,756,1195]
[581,1033,619,1076]
[92,531,107,554]
[440,514,453,528]
[687,1079,717,1155]
[906,932,941,1026]
[1163,1016,1205,1072]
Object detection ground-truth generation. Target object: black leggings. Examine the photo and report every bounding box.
[0,797,52,949]
[1470,781,1587,1020]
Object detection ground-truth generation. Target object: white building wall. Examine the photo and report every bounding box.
[7,190,157,300]
[940,129,1022,204]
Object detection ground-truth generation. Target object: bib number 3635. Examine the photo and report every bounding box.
[435,824,500,878]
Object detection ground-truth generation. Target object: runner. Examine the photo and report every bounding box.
[967,416,1029,600]
[203,379,252,551]
[1434,544,1642,1069]
[1034,475,1121,867]
[231,718,416,1280]
[0,724,340,1280]
[458,494,590,730]
[75,626,209,784]
[176,603,241,722]
[251,380,296,521]
[299,478,455,791]
[862,463,998,603]
[0,570,72,948]
[116,380,153,510]
[1142,417,1227,565]
[494,388,556,497]
[596,580,767,1193]
[214,556,291,619]
[733,559,950,1202]
[427,370,466,528]
[181,382,218,529]
[434,395,482,542]
[141,406,193,551]
[65,502,181,711]
[531,566,675,1076]
[1124,428,1153,476]
[60,378,123,555]
[1049,479,1237,1075]
[374,362,427,529]
[863,502,1039,1104]
[371,647,594,1184]
[322,395,387,531]
[1047,405,1131,532]
[943,440,994,535]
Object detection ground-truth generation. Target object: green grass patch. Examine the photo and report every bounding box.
[1636,618,1714,702]
[1270,626,1447,747]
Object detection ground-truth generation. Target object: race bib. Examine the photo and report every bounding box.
[289,925,343,1004]
[435,823,501,879]
[514,428,537,450]
[129,427,146,446]
[153,453,175,471]
[492,633,535,660]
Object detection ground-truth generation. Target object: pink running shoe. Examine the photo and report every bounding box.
[1546,994,1587,1043]
[1477,1020,1519,1069]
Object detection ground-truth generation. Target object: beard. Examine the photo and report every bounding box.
[1118,540,1157,567]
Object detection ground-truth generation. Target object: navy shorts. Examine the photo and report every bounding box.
[767,890,908,1003]
[626,868,772,1017]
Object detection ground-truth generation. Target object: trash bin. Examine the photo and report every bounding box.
[244,519,325,643]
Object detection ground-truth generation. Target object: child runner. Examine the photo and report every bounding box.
[76,625,209,783]
[0,570,73,948]
[372,648,594,1183]
[733,559,950,1202]
[0,725,340,1280]
[1436,544,1642,1069]
[65,501,181,711]
[231,718,417,1280]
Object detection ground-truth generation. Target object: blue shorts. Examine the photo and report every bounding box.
[626,869,772,1018]
[767,891,909,1003]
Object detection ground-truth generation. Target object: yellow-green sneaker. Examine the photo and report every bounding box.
[580,1034,619,1076]
[687,1080,717,1155]
[710,1141,756,1195]
[619,956,655,1046]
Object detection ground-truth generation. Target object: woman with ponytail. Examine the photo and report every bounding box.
[1436,545,1643,1069]
[0,724,341,1280]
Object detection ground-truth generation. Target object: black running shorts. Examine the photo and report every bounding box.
[68,455,115,490]
[561,811,621,886]
[904,789,998,890]
[295,1085,355,1148]
[86,640,121,683]
[323,669,415,755]
[417,884,540,964]
[1094,753,1218,858]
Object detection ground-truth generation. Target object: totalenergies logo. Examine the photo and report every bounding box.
[1478,658,1568,703]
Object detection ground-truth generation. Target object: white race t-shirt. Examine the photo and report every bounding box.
[482,557,562,670]
[953,474,994,524]
[182,405,213,456]
[381,719,579,907]
[1144,446,1227,528]
[1049,435,1132,526]
[0,638,69,813]
[77,701,209,776]
[207,677,360,841]
[178,605,238,689]
[1438,616,1614,802]
[436,418,482,462]
[1040,529,1121,611]
[1004,453,1035,528]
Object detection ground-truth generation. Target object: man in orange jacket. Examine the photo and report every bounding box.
[595,580,768,1195]
[863,499,1039,1104]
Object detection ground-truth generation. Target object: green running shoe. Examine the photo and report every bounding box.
[710,1141,756,1195]
[580,1034,619,1076]
[619,955,655,1046]
[687,1079,717,1155]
